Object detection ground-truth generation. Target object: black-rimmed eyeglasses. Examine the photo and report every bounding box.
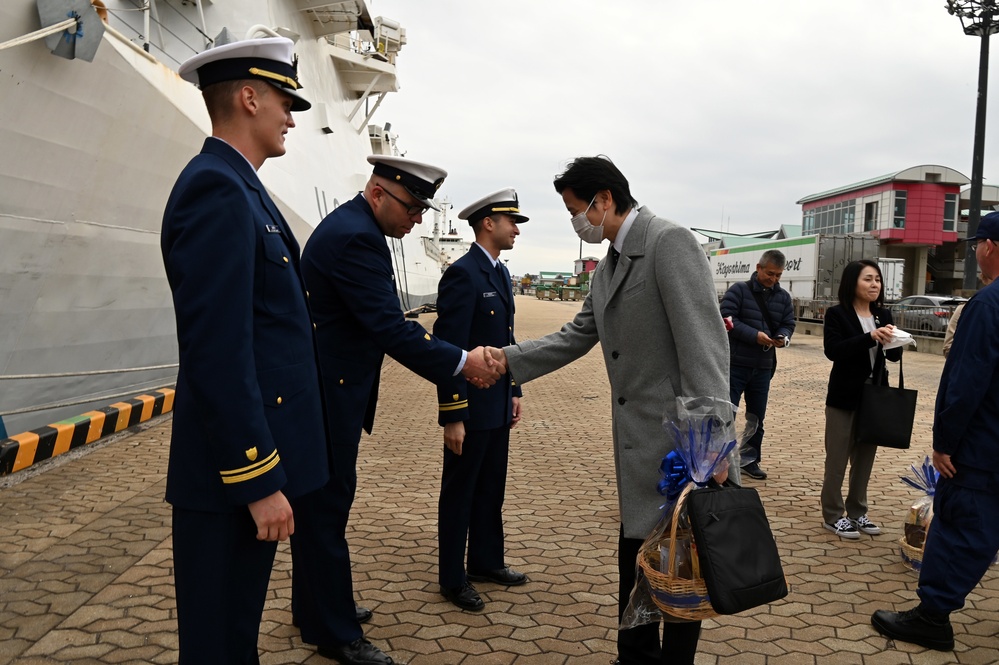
[380,185,429,216]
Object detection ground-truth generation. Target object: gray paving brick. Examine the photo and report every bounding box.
[1,297,997,663]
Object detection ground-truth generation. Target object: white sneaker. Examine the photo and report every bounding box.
[851,515,881,535]
[824,517,860,539]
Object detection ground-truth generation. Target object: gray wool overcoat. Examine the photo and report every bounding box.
[504,206,730,539]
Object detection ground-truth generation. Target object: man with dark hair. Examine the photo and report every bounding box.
[489,156,730,665]
[434,188,528,612]
[720,249,795,480]
[872,212,999,651]
[162,37,326,663]
[300,156,502,665]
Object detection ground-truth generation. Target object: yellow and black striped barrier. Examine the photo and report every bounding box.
[0,389,175,476]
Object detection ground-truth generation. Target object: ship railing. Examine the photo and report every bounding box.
[327,17,404,66]
[329,32,392,64]
[98,0,211,68]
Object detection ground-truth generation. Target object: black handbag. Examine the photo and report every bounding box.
[854,351,916,449]
[686,486,788,615]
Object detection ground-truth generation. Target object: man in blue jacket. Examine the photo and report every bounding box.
[162,37,328,664]
[872,212,999,652]
[300,156,502,665]
[435,189,528,612]
[720,250,795,480]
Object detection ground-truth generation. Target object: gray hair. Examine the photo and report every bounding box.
[759,249,786,269]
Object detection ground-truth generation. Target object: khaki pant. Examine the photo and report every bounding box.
[820,406,878,524]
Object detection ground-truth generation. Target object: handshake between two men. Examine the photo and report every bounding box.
[462,346,511,388]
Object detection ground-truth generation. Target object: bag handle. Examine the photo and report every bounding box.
[666,483,695,576]
[871,344,904,389]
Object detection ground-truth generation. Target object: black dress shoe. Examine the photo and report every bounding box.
[467,566,528,586]
[871,606,954,651]
[741,462,768,480]
[317,638,396,664]
[355,603,373,624]
[295,604,372,629]
[440,583,485,611]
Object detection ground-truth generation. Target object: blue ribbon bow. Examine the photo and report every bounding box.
[900,456,939,496]
[657,450,690,501]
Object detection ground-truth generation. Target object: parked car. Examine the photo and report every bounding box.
[889,295,968,333]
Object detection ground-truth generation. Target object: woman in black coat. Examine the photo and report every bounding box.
[820,259,903,539]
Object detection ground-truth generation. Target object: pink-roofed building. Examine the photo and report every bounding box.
[796,165,975,296]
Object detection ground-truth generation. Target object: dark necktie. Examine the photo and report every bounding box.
[496,262,507,286]
[609,247,620,272]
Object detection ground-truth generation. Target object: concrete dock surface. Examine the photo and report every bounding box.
[1,295,996,664]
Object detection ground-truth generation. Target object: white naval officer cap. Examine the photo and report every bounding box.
[367,155,448,211]
[178,36,311,112]
[458,188,530,224]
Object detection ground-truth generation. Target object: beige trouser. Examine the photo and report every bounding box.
[820,405,878,524]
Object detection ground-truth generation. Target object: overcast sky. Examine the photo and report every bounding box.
[373,1,999,277]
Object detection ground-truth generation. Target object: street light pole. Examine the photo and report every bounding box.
[947,0,999,291]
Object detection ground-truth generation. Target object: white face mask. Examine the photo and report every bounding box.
[571,196,607,244]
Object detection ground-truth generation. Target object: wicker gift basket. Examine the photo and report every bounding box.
[897,458,936,572]
[898,499,932,571]
[637,484,717,621]
[896,458,997,571]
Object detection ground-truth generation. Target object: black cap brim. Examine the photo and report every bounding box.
[400,185,440,211]
[264,81,311,112]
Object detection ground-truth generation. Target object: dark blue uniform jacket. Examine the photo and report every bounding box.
[434,246,522,430]
[161,138,330,511]
[301,194,463,442]
[934,283,999,486]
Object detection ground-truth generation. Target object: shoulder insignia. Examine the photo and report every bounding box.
[245,447,258,462]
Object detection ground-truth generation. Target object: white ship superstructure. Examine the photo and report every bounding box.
[0,0,458,435]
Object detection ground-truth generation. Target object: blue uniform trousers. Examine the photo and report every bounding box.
[728,365,774,465]
[438,426,509,589]
[290,482,363,647]
[172,508,277,665]
[918,477,999,614]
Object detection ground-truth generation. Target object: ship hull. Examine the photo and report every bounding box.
[0,0,442,434]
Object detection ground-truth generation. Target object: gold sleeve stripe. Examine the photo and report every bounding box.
[220,449,279,477]
[439,402,469,412]
[221,453,281,484]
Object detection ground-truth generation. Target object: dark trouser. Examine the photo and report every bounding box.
[619,528,701,665]
[917,477,999,614]
[291,426,364,648]
[290,482,363,647]
[172,507,277,665]
[439,426,510,589]
[729,364,774,465]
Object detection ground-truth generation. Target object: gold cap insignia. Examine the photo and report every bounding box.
[245,447,258,462]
